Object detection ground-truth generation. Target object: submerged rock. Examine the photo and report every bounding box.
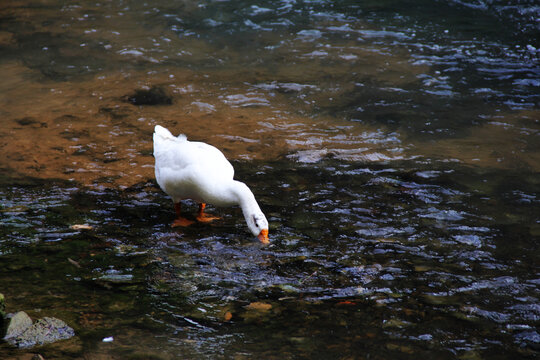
[3,313,75,349]
[125,86,172,106]
[15,116,46,127]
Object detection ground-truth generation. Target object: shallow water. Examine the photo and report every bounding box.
[1,0,539,358]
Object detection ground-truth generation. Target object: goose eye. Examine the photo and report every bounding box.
[253,215,259,227]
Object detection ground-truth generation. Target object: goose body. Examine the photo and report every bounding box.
[153,125,269,243]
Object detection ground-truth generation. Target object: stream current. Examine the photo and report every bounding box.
[0,0,539,358]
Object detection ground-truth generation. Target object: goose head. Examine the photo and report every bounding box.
[232,180,270,244]
[247,211,269,244]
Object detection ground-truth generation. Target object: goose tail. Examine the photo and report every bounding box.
[153,125,187,156]
[154,125,187,141]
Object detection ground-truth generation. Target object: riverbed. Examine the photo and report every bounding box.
[1,0,539,358]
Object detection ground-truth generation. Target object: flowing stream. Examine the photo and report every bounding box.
[0,0,539,358]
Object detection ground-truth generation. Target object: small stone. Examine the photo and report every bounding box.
[70,224,93,231]
[245,302,272,311]
[4,311,33,340]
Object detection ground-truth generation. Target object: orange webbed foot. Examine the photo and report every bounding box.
[171,217,195,227]
[196,214,221,223]
[196,203,221,223]
[171,202,195,227]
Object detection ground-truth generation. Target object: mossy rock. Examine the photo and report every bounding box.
[0,293,5,318]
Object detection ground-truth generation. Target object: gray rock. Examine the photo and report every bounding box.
[5,316,75,348]
[4,311,33,340]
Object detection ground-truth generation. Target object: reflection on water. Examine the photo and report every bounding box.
[0,0,539,358]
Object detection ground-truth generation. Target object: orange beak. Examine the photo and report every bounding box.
[257,229,269,244]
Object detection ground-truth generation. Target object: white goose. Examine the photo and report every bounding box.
[153,125,269,243]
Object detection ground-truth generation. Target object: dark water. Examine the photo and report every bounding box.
[1,0,539,359]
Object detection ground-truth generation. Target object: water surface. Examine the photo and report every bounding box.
[0,0,539,358]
